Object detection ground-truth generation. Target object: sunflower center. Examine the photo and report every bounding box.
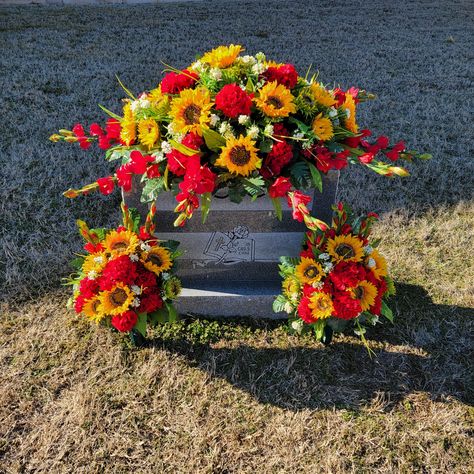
[111,240,128,251]
[354,286,364,300]
[229,146,251,166]
[183,104,202,125]
[92,299,101,312]
[316,297,330,311]
[149,254,163,267]
[304,266,320,279]
[335,243,355,259]
[266,96,283,109]
[110,288,128,307]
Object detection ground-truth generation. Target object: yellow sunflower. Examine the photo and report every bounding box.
[103,230,139,257]
[120,102,136,146]
[312,113,334,141]
[265,60,284,68]
[282,276,300,299]
[351,280,378,311]
[99,283,135,316]
[215,135,261,176]
[254,81,297,118]
[295,257,324,285]
[342,93,358,133]
[326,235,364,263]
[169,88,213,136]
[141,246,172,275]
[138,118,160,150]
[200,44,242,68]
[82,253,107,275]
[366,249,388,280]
[309,292,334,320]
[82,295,106,323]
[148,86,164,104]
[310,83,336,108]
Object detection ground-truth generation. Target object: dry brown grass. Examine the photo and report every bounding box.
[1,0,473,472]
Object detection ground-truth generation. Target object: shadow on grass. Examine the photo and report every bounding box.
[149,283,473,411]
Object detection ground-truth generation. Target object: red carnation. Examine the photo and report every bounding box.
[261,140,293,178]
[161,69,198,95]
[79,277,100,300]
[332,291,361,320]
[269,177,292,198]
[136,266,158,289]
[297,296,316,324]
[74,294,86,313]
[111,310,138,333]
[97,176,115,195]
[139,291,163,314]
[99,256,139,291]
[182,132,204,150]
[215,83,253,118]
[273,123,290,138]
[329,261,364,291]
[263,64,298,89]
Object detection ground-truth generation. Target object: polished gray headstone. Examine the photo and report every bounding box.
[123,171,339,318]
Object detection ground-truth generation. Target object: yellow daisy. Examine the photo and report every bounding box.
[351,280,378,311]
[200,44,242,68]
[169,88,213,136]
[295,257,324,285]
[312,113,334,141]
[120,102,136,146]
[141,246,172,275]
[310,83,336,108]
[309,292,334,320]
[82,295,105,323]
[103,230,139,257]
[342,93,358,133]
[99,283,135,316]
[215,135,261,176]
[138,118,160,150]
[254,81,297,118]
[82,252,107,275]
[326,235,364,263]
[366,249,388,280]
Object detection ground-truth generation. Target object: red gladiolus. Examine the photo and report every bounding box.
[269,177,292,198]
[287,190,312,222]
[106,118,121,140]
[116,164,133,192]
[146,164,161,179]
[97,176,115,195]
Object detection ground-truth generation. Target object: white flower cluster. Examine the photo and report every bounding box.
[129,254,139,262]
[247,124,260,139]
[161,141,172,154]
[209,113,220,127]
[218,121,235,139]
[130,94,151,114]
[209,67,222,81]
[140,242,151,252]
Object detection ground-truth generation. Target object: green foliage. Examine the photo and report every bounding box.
[129,208,142,233]
[306,160,322,192]
[69,256,85,271]
[290,161,312,189]
[272,294,288,313]
[381,300,394,323]
[141,177,165,203]
[242,176,265,199]
[134,312,147,337]
[202,128,226,152]
[201,192,212,224]
[271,197,282,221]
[168,139,200,157]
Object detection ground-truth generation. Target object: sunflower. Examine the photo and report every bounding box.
[215,135,261,176]
[295,257,324,285]
[351,280,378,311]
[342,93,358,133]
[141,246,172,275]
[309,292,334,320]
[103,230,139,257]
[169,88,213,136]
[312,113,334,141]
[310,83,336,108]
[99,283,135,316]
[148,86,164,105]
[326,235,364,263]
[120,102,136,146]
[138,119,160,150]
[82,253,107,275]
[254,81,297,118]
[82,295,106,323]
[164,276,182,299]
[200,44,242,68]
[366,249,388,280]
[282,276,300,299]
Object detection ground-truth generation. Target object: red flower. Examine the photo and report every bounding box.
[329,261,364,291]
[215,83,253,118]
[179,159,216,195]
[136,265,158,289]
[182,131,204,149]
[79,277,100,300]
[345,129,371,148]
[305,146,349,173]
[72,124,86,138]
[84,242,104,254]
[116,164,133,192]
[74,294,86,313]
[332,290,361,320]
[161,69,198,95]
[106,118,121,140]
[139,291,163,314]
[111,310,138,332]
[287,191,312,222]
[129,150,154,174]
[273,123,290,138]
[269,177,292,198]
[97,176,115,195]
[297,296,316,324]
[261,140,293,177]
[263,64,298,89]
[146,164,161,179]
[99,256,139,291]
[89,123,104,136]
[167,150,200,176]
[358,152,374,164]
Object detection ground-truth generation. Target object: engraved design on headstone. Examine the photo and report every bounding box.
[193,225,256,267]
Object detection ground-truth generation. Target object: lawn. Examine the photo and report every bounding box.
[0,1,473,472]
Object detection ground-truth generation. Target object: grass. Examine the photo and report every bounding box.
[0,0,473,472]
